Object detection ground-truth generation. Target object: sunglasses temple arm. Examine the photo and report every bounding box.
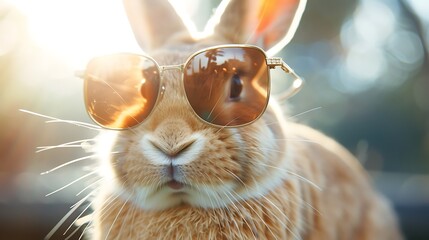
[277,61,304,101]
[267,58,304,102]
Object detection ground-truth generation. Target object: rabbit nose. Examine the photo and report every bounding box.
[141,131,206,167]
[148,138,196,158]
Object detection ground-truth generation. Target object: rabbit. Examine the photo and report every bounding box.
[85,0,404,239]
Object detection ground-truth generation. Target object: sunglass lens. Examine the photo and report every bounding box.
[84,54,160,129]
[183,47,269,126]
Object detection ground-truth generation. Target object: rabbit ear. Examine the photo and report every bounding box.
[210,0,306,55]
[123,0,192,51]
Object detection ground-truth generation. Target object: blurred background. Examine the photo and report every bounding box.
[0,0,427,239]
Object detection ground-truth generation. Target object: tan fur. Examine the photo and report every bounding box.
[94,107,402,239]
[91,0,403,239]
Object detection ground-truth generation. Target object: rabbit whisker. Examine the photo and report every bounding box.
[104,193,132,240]
[64,197,94,236]
[224,186,275,240]
[77,218,92,240]
[115,189,136,239]
[41,155,97,175]
[233,198,259,240]
[216,186,248,240]
[210,104,235,124]
[288,190,321,216]
[45,119,102,130]
[272,138,320,144]
[224,169,246,188]
[96,185,127,219]
[88,186,128,240]
[36,138,95,153]
[75,213,93,227]
[64,223,84,240]
[232,146,285,154]
[223,167,296,236]
[262,106,322,127]
[287,106,322,119]
[126,198,138,239]
[231,189,282,239]
[69,188,98,210]
[76,178,103,196]
[77,189,122,240]
[46,170,98,197]
[256,192,301,240]
[207,91,225,120]
[20,109,102,131]
[214,116,241,134]
[45,190,94,240]
[39,145,84,150]
[212,175,258,240]
[255,162,321,191]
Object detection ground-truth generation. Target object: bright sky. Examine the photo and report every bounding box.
[7,0,142,68]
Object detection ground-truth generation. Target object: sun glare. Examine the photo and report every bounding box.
[8,0,141,69]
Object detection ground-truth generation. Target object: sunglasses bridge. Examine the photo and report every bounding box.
[160,64,184,73]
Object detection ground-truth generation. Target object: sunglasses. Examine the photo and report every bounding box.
[81,45,303,129]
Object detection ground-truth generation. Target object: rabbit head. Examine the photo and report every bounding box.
[96,0,307,211]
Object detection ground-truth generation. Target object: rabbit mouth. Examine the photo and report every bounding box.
[166,179,185,190]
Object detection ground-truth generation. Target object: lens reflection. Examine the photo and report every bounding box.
[84,54,160,129]
[184,47,269,126]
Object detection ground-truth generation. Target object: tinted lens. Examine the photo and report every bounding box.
[183,47,269,126]
[84,54,160,129]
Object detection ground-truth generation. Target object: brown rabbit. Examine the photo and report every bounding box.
[83,0,404,239]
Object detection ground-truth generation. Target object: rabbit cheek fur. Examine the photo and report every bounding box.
[90,0,403,239]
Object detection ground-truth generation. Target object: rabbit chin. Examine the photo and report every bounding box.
[121,181,239,211]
